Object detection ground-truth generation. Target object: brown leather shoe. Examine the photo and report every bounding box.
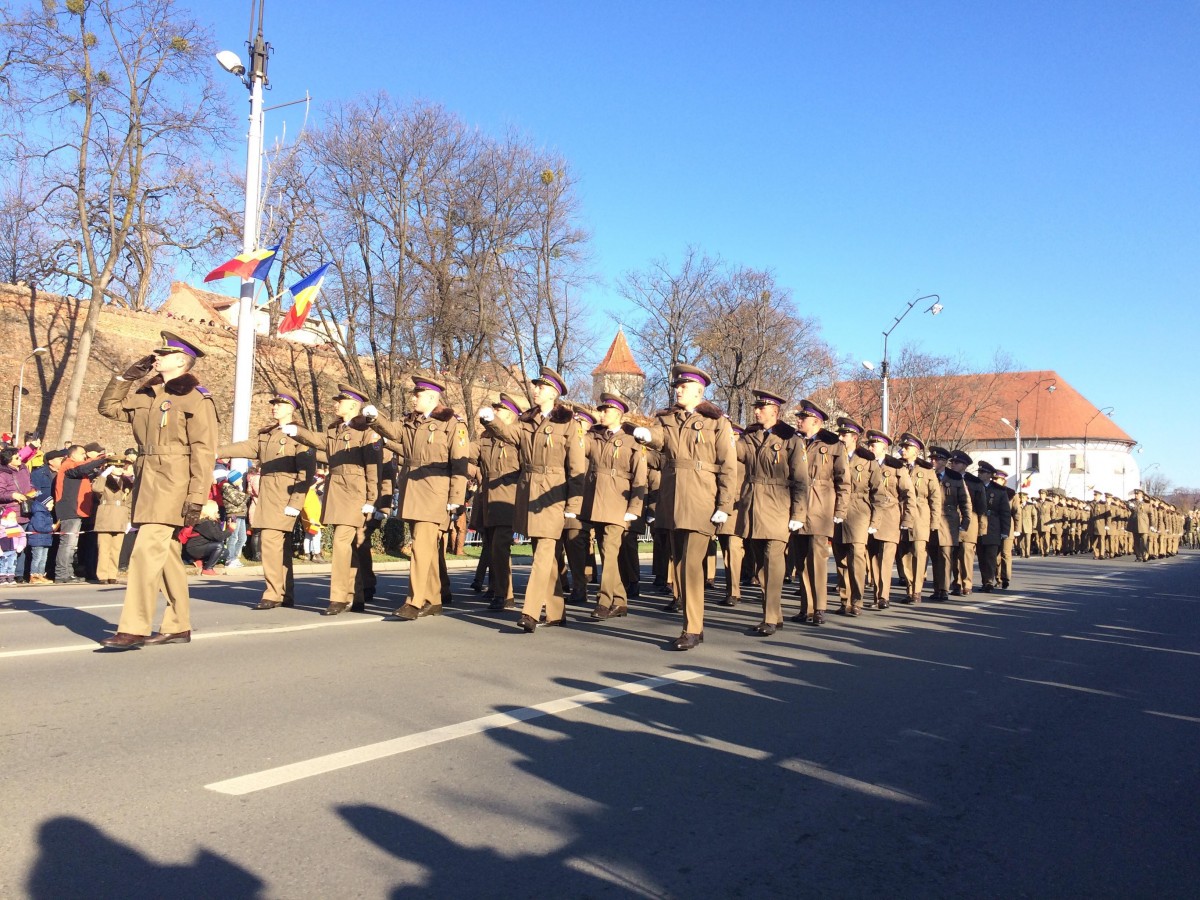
[750,622,779,636]
[417,602,443,618]
[518,614,538,633]
[541,616,567,628]
[718,597,738,607]
[671,631,703,651]
[99,632,146,649]
[323,602,349,616]
[143,630,190,645]
[595,605,627,620]
[488,597,515,611]
[254,600,282,610]
[811,611,825,625]
[393,603,421,620]
[662,599,681,613]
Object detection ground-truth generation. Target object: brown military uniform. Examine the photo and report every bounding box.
[582,423,647,614]
[291,417,380,610]
[98,372,218,636]
[954,472,986,594]
[899,459,939,602]
[91,469,133,583]
[793,429,849,622]
[475,433,521,605]
[930,466,969,599]
[835,446,880,613]
[218,425,315,606]
[977,477,1012,589]
[868,457,911,607]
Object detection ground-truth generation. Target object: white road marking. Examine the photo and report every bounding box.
[1144,710,1200,724]
[205,670,707,796]
[1005,676,1124,697]
[0,602,124,616]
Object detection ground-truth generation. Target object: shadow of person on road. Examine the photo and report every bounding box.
[27,816,263,899]
[0,597,115,642]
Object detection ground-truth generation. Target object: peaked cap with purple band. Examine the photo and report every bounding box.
[865,429,892,446]
[153,330,204,359]
[836,416,863,435]
[532,365,567,396]
[493,392,526,416]
[270,391,300,408]
[751,387,786,407]
[670,363,711,388]
[898,432,925,451]
[411,375,446,394]
[597,392,630,413]
[573,405,598,425]
[333,383,369,404]
[794,398,829,422]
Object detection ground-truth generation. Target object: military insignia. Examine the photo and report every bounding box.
[158,400,172,429]
[819,445,827,455]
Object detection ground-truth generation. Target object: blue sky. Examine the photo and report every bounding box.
[197,0,1198,487]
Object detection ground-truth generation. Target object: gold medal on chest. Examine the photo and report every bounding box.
[158,400,171,429]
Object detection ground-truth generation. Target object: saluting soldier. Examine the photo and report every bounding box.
[789,399,849,625]
[363,377,468,620]
[479,366,586,633]
[284,384,380,616]
[474,393,525,610]
[581,393,647,620]
[91,454,134,584]
[633,364,736,650]
[897,433,938,604]
[864,430,910,609]
[1088,490,1109,559]
[951,450,985,596]
[97,331,218,649]
[833,417,875,616]
[217,392,315,610]
[736,389,808,635]
[928,446,969,601]
[975,461,1011,592]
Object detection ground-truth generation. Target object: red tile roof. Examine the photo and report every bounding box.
[591,329,645,377]
[830,369,1133,445]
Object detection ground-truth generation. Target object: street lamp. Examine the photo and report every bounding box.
[868,294,942,434]
[1083,405,1114,495]
[14,347,49,441]
[1003,377,1056,491]
[217,2,271,447]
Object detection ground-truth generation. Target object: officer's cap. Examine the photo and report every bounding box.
[898,432,925,451]
[333,383,369,404]
[929,446,951,461]
[270,392,300,408]
[493,392,527,416]
[836,416,863,436]
[411,375,446,394]
[597,393,630,414]
[532,366,568,396]
[865,429,892,446]
[751,388,786,407]
[794,398,829,422]
[670,364,712,389]
[950,450,973,465]
[153,330,204,359]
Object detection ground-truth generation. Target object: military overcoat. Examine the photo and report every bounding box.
[581,423,648,526]
[371,408,469,529]
[735,422,809,542]
[291,418,380,527]
[839,446,881,545]
[642,401,736,535]
[868,456,911,543]
[801,429,850,539]
[219,425,316,532]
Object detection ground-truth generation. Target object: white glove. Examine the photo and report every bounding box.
[478,406,495,423]
[624,512,638,522]
[284,506,301,518]
[281,423,298,437]
[711,510,728,525]
[646,516,655,524]
[100,466,117,479]
[834,517,844,525]
[788,520,804,532]
[868,527,877,535]
[564,511,577,520]
[1013,530,1021,537]
[361,504,375,515]
[447,503,460,512]
[362,404,378,420]
[633,426,651,444]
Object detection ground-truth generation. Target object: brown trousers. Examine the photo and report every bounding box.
[524,536,565,621]
[595,522,628,609]
[978,543,1000,587]
[259,528,295,603]
[95,532,124,582]
[116,524,190,636]
[671,529,711,634]
[929,532,954,594]
[834,539,868,606]
[953,540,977,593]
[795,533,831,614]
[869,537,898,603]
[719,534,743,601]
[488,525,514,600]
[406,520,442,608]
[330,524,362,605]
[898,537,928,599]
[748,537,786,624]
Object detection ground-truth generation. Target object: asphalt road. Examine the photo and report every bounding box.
[2,551,1199,899]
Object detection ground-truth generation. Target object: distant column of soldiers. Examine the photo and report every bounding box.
[90,341,1193,653]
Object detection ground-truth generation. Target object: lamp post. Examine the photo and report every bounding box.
[1083,405,1114,495]
[217,2,271,447]
[864,294,942,434]
[14,347,49,441]
[1001,377,1057,491]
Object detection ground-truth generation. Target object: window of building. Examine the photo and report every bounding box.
[1068,453,1083,473]
[1028,452,1040,472]
[1001,456,1011,467]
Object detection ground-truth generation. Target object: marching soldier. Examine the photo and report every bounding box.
[91,454,133,584]
[560,405,598,605]
[833,417,875,616]
[633,364,736,650]
[952,450,985,596]
[363,377,468,620]
[864,430,910,609]
[789,399,849,625]
[97,331,218,649]
[1016,491,1038,558]
[976,461,1011,592]
[474,393,525,610]
[715,422,746,608]
[897,433,938,604]
[736,389,808,635]
[581,393,647,620]
[284,384,380,616]
[928,446,969,601]
[479,366,586,633]
[217,392,315,610]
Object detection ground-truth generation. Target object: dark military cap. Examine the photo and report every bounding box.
[333,383,370,404]
[794,398,829,422]
[976,460,996,475]
[153,330,204,359]
[929,445,951,461]
[597,393,630,414]
[898,432,924,451]
[493,392,526,416]
[751,387,786,407]
[411,375,446,394]
[835,416,863,436]
[532,366,568,396]
[670,364,712,389]
[270,391,300,408]
[950,450,973,465]
[865,429,892,446]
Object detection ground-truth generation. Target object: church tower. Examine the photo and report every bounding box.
[591,328,646,412]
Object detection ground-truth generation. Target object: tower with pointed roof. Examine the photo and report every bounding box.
[592,328,646,412]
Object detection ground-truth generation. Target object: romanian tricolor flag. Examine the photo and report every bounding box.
[203,244,280,283]
[278,263,330,333]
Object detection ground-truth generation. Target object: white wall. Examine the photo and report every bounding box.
[966,438,1139,499]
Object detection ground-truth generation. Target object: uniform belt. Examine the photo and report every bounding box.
[749,478,790,487]
[140,446,190,456]
[669,460,720,473]
[402,462,451,473]
[523,465,564,474]
[100,500,126,506]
